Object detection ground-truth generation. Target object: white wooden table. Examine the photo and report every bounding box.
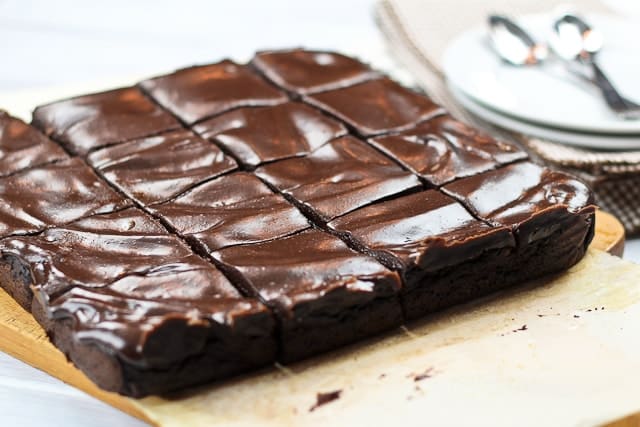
[1,1,638,425]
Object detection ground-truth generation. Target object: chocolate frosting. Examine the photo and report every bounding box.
[88,129,237,206]
[368,115,528,186]
[31,87,181,155]
[193,102,347,167]
[255,136,422,222]
[213,228,401,312]
[0,112,68,177]
[0,157,129,237]
[328,190,514,273]
[252,49,380,94]
[150,172,310,252]
[140,60,289,124]
[443,162,594,226]
[304,78,445,136]
[443,162,595,244]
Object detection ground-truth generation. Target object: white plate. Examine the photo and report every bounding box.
[443,13,640,135]
[450,84,640,150]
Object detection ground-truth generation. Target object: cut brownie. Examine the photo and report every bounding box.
[0,48,598,398]
[304,77,445,136]
[368,115,528,186]
[150,172,310,252]
[140,60,288,124]
[31,87,181,155]
[0,207,276,396]
[193,101,347,168]
[87,129,237,206]
[212,229,403,363]
[255,135,422,222]
[328,191,516,319]
[0,112,68,177]
[252,48,380,94]
[0,157,129,238]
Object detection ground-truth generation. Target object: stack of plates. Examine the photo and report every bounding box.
[442,14,640,150]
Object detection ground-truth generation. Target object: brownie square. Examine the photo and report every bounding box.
[327,190,515,319]
[193,102,347,168]
[442,162,596,247]
[368,115,528,186]
[0,112,68,177]
[150,172,310,252]
[255,136,422,222]
[304,77,444,136]
[0,157,129,238]
[212,229,403,363]
[0,207,276,396]
[88,129,237,206]
[32,87,181,155]
[252,48,379,94]
[140,60,288,124]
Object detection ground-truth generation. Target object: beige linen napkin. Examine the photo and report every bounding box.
[376,0,640,236]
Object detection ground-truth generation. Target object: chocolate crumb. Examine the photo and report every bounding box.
[573,314,580,318]
[513,324,527,332]
[412,367,435,382]
[309,390,342,412]
[378,373,386,379]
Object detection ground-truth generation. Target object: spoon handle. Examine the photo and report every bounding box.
[588,60,637,117]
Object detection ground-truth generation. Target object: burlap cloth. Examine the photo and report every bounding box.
[376,0,640,236]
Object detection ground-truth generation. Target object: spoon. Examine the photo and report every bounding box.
[550,13,640,120]
[488,15,548,66]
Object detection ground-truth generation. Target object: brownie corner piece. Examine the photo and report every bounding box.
[0,206,277,396]
[139,60,288,125]
[212,228,403,363]
[88,129,238,206]
[0,112,68,178]
[304,77,445,136]
[442,162,596,284]
[327,190,515,320]
[251,48,380,94]
[31,87,181,156]
[0,157,129,238]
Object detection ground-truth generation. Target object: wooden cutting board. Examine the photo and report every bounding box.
[2,211,639,427]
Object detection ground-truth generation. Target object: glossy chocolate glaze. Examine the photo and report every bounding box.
[150,172,310,252]
[328,190,514,273]
[443,162,596,245]
[88,129,237,206]
[140,60,288,125]
[214,228,401,309]
[193,102,347,167]
[368,115,528,186]
[31,87,181,155]
[0,157,129,237]
[0,112,68,177]
[251,49,380,94]
[304,78,445,136]
[255,136,422,222]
